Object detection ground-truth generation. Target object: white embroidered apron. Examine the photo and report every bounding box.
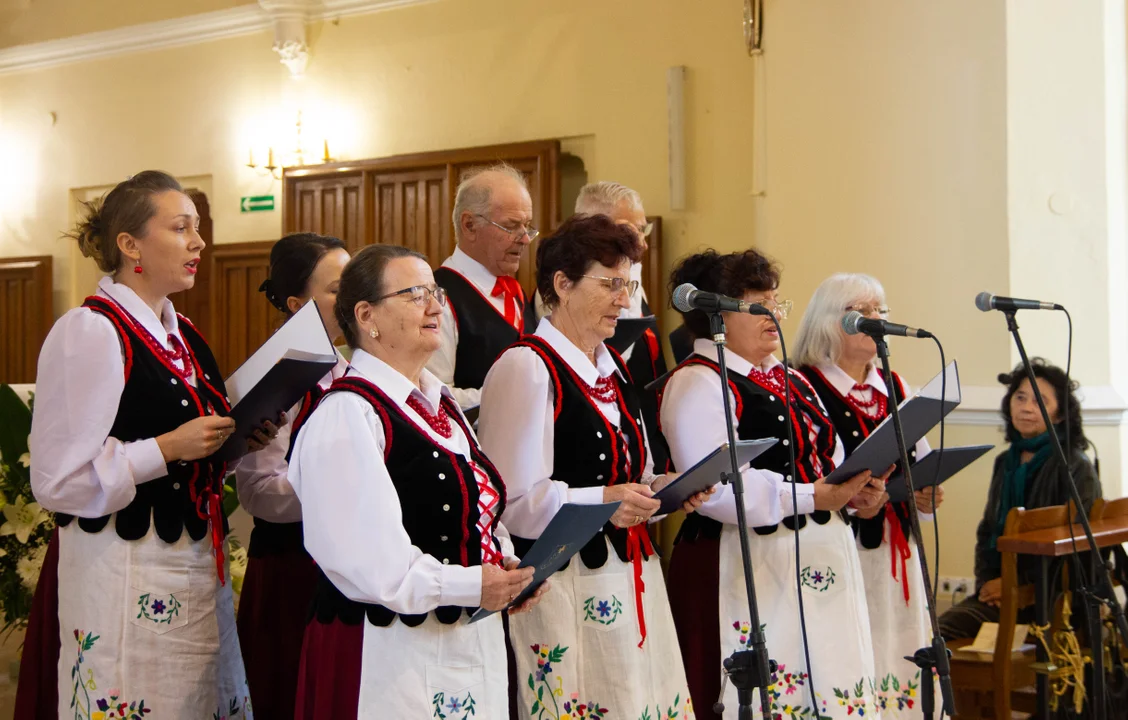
[57,523,251,720]
[717,514,878,719]
[857,528,934,716]
[509,536,695,720]
[352,612,507,719]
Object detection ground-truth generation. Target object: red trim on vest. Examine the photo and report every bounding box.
[82,297,135,381]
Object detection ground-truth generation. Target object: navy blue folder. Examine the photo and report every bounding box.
[469,501,620,623]
[884,444,994,503]
[653,439,778,515]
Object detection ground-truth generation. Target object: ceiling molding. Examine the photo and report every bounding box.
[0,0,435,76]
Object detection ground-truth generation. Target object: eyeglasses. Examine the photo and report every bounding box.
[375,285,447,307]
[476,214,540,242]
[635,221,654,238]
[582,275,640,298]
[846,304,890,318]
[749,298,793,320]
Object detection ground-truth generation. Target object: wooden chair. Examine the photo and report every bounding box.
[949,504,1072,718]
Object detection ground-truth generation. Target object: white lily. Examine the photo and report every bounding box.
[0,496,49,544]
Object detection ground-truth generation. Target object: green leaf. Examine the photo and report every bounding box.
[527,674,535,691]
[0,385,31,464]
[537,685,543,701]
[530,701,539,715]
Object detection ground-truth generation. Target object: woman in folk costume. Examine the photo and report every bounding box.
[478,214,709,720]
[234,233,350,718]
[793,273,943,716]
[658,250,886,720]
[29,171,266,719]
[288,244,544,719]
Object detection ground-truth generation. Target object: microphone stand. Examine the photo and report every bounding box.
[873,335,955,719]
[999,309,1128,720]
[708,310,774,720]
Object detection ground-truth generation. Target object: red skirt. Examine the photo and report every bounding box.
[14,529,60,720]
[235,548,318,719]
[666,535,722,720]
[293,618,364,719]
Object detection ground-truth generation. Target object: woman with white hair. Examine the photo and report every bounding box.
[794,273,944,715]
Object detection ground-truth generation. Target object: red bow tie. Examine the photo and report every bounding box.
[491,276,523,330]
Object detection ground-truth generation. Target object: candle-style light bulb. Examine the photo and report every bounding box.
[247,149,255,168]
[267,147,275,168]
[322,139,331,163]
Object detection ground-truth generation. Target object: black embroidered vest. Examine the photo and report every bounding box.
[625,298,671,473]
[508,335,651,569]
[657,354,839,542]
[55,296,231,544]
[800,366,917,549]
[304,376,507,628]
[434,266,536,391]
[245,386,325,558]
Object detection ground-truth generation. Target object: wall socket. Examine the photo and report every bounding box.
[938,576,974,596]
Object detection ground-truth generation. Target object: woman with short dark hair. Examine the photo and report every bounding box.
[235,232,349,718]
[938,358,1101,641]
[479,214,705,719]
[659,249,885,719]
[289,244,540,718]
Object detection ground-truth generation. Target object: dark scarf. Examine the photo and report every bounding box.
[989,430,1054,552]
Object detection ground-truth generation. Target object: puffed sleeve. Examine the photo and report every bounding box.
[30,308,168,517]
[478,346,605,540]
[234,402,302,523]
[288,392,482,612]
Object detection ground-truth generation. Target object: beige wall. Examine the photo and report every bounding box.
[0,0,1122,580]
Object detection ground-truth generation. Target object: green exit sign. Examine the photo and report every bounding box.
[240,195,275,213]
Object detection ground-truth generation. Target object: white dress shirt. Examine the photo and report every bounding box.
[428,247,519,410]
[30,277,197,517]
[288,349,515,613]
[478,317,657,540]
[660,339,850,526]
[234,350,349,523]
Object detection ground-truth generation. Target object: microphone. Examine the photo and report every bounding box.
[975,291,1063,312]
[842,310,933,339]
[672,283,775,316]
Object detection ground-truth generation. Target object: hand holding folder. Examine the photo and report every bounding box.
[213,300,338,461]
[469,502,620,622]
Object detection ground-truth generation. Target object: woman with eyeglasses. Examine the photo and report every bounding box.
[288,244,544,718]
[478,215,706,719]
[234,232,350,718]
[658,250,886,720]
[793,273,942,713]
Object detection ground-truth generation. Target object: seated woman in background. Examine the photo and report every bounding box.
[938,358,1102,641]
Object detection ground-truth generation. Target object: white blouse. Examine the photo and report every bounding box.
[427,247,516,410]
[288,349,515,614]
[30,277,200,517]
[234,350,349,523]
[660,339,847,527]
[478,317,657,541]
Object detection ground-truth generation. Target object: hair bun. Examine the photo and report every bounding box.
[997,371,1014,385]
[258,277,287,312]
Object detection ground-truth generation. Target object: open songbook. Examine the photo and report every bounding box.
[652,439,778,515]
[469,501,620,623]
[826,360,962,484]
[214,299,338,461]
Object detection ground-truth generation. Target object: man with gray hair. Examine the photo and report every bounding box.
[429,163,538,410]
[572,180,671,470]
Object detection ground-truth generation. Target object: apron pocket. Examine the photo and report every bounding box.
[129,565,190,635]
[573,572,631,633]
[426,664,485,719]
[797,542,848,600]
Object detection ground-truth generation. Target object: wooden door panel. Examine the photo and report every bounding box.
[208,241,276,376]
[0,256,52,383]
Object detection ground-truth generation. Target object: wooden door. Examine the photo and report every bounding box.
[167,190,214,339]
[208,241,277,376]
[282,140,560,292]
[0,256,52,383]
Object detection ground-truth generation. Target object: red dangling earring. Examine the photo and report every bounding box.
[134,257,142,274]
